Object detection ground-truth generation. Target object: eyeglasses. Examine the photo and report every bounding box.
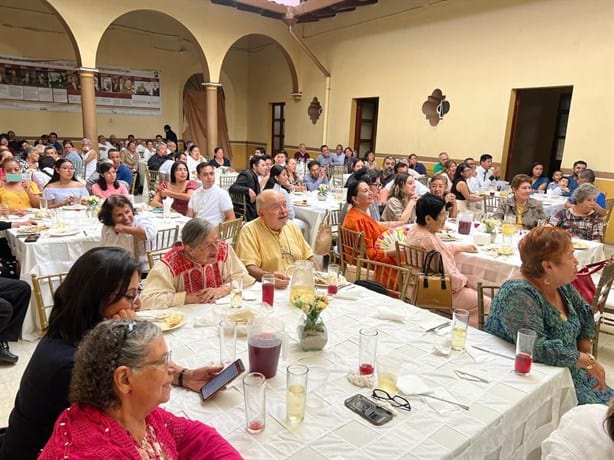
[60,166,75,171]
[372,388,411,411]
[137,350,172,369]
[123,288,142,305]
[370,183,382,189]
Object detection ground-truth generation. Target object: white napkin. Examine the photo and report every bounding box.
[432,337,452,356]
[335,292,361,301]
[419,319,451,332]
[396,375,433,395]
[376,306,406,323]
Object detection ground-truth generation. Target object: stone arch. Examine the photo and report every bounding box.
[220,33,299,94]
[39,0,83,66]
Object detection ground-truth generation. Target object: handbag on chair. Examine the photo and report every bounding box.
[313,211,333,256]
[572,259,611,306]
[413,250,453,311]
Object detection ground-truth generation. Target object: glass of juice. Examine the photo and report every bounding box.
[376,356,399,394]
[243,372,266,434]
[327,263,339,295]
[359,328,378,375]
[261,273,275,307]
[451,309,470,351]
[230,275,243,308]
[286,364,309,424]
[515,328,537,375]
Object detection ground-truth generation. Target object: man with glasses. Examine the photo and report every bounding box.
[147,142,169,171]
[236,190,320,288]
[187,162,235,226]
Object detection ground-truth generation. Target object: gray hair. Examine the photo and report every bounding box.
[579,168,596,183]
[573,183,599,204]
[181,217,215,248]
[69,319,162,410]
[156,142,167,153]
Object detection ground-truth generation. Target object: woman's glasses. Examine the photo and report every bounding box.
[372,388,411,411]
[123,288,142,305]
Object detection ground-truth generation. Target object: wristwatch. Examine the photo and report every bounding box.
[585,353,595,370]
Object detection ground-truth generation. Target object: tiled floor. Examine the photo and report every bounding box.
[2,246,614,427]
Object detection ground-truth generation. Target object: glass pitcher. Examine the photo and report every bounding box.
[457,212,473,235]
[289,260,315,305]
[247,317,286,379]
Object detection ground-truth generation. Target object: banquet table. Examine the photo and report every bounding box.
[450,229,605,287]
[5,208,190,339]
[291,191,343,249]
[162,283,577,460]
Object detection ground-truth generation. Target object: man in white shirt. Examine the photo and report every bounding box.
[475,153,499,189]
[463,157,480,192]
[187,162,235,226]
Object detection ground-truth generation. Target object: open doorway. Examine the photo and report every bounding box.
[352,97,379,158]
[504,86,573,181]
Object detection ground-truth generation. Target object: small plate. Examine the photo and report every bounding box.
[63,204,87,211]
[17,224,49,234]
[573,241,588,250]
[314,272,349,288]
[48,227,81,237]
[138,310,185,332]
[293,201,310,207]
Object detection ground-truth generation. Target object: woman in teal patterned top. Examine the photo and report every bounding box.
[484,226,612,405]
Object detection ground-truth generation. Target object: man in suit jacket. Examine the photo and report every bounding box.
[229,156,267,221]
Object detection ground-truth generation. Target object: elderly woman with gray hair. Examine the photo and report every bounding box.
[141,218,254,308]
[39,319,241,459]
[549,183,604,242]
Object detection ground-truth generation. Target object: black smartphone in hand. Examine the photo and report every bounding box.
[200,359,245,401]
[345,394,393,426]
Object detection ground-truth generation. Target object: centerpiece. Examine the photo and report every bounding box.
[481,217,501,243]
[317,183,329,201]
[293,292,329,351]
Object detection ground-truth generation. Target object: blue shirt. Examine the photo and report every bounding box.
[303,173,329,191]
[116,163,132,185]
[316,154,335,167]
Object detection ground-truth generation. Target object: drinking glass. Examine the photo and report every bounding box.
[451,309,470,351]
[327,263,339,295]
[40,198,49,211]
[515,328,537,376]
[261,273,275,307]
[243,372,266,434]
[218,319,237,366]
[230,275,243,308]
[359,328,378,375]
[0,204,8,222]
[286,364,309,423]
[376,356,399,394]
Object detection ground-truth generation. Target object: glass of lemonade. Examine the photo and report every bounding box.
[376,356,399,394]
[286,364,309,423]
[451,309,470,351]
[230,274,243,308]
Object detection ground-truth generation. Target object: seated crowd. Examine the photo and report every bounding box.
[0,129,612,457]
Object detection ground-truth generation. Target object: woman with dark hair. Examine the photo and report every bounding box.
[408,153,427,176]
[209,146,230,168]
[435,159,457,192]
[99,195,156,271]
[363,150,378,170]
[485,226,612,405]
[494,174,547,228]
[528,161,549,191]
[142,218,253,309]
[40,320,241,459]
[381,173,418,223]
[42,158,89,208]
[549,183,604,242]
[264,165,307,233]
[91,162,128,198]
[2,248,225,459]
[150,160,198,215]
[430,175,458,218]
[405,193,487,323]
[451,162,482,212]
[186,144,206,178]
[0,157,41,211]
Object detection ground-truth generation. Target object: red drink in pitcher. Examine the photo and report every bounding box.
[248,333,282,378]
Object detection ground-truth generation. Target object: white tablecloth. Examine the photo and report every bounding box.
[452,231,605,287]
[292,191,342,249]
[162,283,576,459]
[6,210,190,340]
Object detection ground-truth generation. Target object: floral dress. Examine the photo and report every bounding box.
[484,279,614,405]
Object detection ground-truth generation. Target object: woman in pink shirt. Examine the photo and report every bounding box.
[92,162,128,198]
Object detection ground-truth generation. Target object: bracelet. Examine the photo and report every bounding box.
[585,353,595,370]
[178,368,187,387]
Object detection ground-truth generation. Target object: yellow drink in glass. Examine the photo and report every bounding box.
[290,286,315,305]
[501,223,515,237]
[377,372,398,394]
[451,326,467,351]
[287,384,306,423]
[230,289,242,308]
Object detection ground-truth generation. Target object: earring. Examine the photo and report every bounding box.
[544,278,551,286]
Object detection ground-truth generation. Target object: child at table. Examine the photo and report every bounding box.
[547,171,570,196]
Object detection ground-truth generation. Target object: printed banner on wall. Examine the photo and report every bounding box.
[0,57,161,115]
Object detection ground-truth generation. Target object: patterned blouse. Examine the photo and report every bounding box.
[484,279,613,405]
[549,207,603,242]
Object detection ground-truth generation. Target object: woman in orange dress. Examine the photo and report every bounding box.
[342,180,397,289]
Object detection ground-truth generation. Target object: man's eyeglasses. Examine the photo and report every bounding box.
[372,388,411,411]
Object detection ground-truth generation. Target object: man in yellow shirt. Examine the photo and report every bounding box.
[236,190,320,288]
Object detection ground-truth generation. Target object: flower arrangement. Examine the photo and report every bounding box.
[83,196,101,209]
[293,293,329,331]
[481,217,501,233]
[318,184,329,196]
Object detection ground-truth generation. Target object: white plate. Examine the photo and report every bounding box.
[63,204,87,211]
[137,310,185,332]
[48,228,81,237]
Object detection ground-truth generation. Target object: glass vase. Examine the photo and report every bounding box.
[297,315,328,351]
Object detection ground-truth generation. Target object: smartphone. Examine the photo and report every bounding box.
[200,359,245,401]
[24,234,40,243]
[6,173,22,182]
[344,394,393,426]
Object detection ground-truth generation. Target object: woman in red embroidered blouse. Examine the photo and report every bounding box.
[141,218,254,309]
[150,161,199,215]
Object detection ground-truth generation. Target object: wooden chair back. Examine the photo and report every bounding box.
[145,226,179,269]
[338,226,366,278]
[482,195,501,214]
[356,257,411,302]
[591,262,614,358]
[603,198,614,232]
[129,170,138,195]
[477,282,500,330]
[230,191,248,221]
[31,272,68,331]
[219,175,236,190]
[147,249,169,271]
[218,218,244,248]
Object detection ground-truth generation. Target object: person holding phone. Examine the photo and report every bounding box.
[0,157,41,212]
[41,158,89,208]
